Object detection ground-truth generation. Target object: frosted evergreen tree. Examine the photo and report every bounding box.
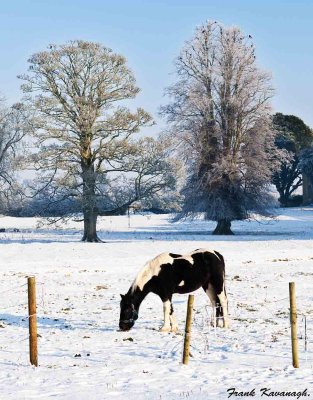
[162,21,282,234]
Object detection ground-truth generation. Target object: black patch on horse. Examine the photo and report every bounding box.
[119,249,228,332]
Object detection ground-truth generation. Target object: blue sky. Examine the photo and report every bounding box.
[1,0,313,135]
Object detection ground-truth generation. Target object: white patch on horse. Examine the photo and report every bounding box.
[131,253,174,292]
[169,312,178,333]
[160,300,171,332]
[178,280,185,286]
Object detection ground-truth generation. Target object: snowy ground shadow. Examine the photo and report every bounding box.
[98,229,312,243]
[0,313,117,333]
[0,314,69,330]
[0,227,312,244]
[1,208,313,243]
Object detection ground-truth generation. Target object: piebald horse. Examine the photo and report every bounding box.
[119,248,229,332]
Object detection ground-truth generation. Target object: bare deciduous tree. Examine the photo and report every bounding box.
[21,136,181,219]
[0,102,31,212]
[96,136,182,215]
[162,21,282,234]
[19,41,152,241]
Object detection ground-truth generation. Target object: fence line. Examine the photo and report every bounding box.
[0,283,27,295]
[1,281,46,312]
[0,279,68,357]
[161,299,312,364]
[1,277,312,367]
[1,302,28,311]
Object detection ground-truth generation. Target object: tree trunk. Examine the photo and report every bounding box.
[302,173,313,205]
[81,159,101,242]
[278,192,289,207]
[213,219,234,235]
[82,210,101,242]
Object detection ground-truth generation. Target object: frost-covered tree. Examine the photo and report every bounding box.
[21,136,179,220]
[162,21,281,234]
[93,136,182,215]
[272,113,313,206]
[19,41,152,241]
[0,102,31,213]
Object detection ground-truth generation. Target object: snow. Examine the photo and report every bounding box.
[0,208,312,399]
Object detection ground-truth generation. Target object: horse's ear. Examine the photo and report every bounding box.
[120,294,125,299]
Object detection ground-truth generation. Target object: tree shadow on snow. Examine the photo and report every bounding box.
[1,208,313,243]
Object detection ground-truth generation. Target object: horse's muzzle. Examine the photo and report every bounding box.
[119,321,134,331]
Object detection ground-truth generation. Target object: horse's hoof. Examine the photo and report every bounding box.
[159,326,171,332]
[171,327,179,333]
[217,319,224,328]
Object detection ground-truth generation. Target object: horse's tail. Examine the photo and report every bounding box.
[213,250,228,310]
[214,250,225,269]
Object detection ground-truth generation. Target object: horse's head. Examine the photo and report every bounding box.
[119,294,138,331]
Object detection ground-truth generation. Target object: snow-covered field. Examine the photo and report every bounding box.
[0,209,312,400]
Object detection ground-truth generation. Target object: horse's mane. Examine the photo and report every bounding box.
[131,253,174,293]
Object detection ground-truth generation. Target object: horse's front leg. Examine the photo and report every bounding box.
[169,302,178,333]
[160,300,172,332]
[160,299,179,332]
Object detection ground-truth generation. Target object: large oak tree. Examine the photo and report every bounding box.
[19,40,151,241]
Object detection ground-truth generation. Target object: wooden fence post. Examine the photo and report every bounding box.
[182,295,194,365]
[289,282,299,368]
[28,276,38,367]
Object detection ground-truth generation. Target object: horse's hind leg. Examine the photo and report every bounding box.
[217,287,229,328]
[203,282,229,328]
[203,283,217,328]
